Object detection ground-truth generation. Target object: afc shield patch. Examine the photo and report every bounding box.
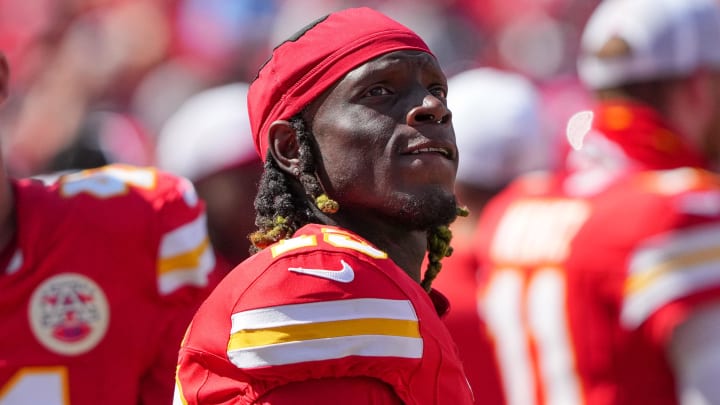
[28,273,110,356]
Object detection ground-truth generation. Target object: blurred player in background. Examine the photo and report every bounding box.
[474,0,720,404]
[156,82,262,275]
[0,52,219,404]
[433,67,549,405]
[174,7,474,404]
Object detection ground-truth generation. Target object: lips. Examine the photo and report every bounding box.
[404,141,456,160]
[410,147,451,157]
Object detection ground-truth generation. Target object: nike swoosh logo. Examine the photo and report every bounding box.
[288,260,355,283]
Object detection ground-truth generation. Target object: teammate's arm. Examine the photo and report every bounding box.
[256,377,404,404]
[138,170,218,404]
[669,303,720,405]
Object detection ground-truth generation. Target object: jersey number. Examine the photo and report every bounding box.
[484,268,583,405]
[0,367,69,405]
[483,199,589,405]
[271,227,388,259]
[60,165,156,198]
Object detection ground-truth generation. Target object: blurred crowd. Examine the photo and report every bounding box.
[0,0,600,178]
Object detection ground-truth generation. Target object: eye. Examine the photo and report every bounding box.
[363,85,393,97]
[429,85,448,100]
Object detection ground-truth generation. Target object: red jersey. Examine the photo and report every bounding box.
[475,101,720,405]
[0,164,217,405]
[175,224,474,405]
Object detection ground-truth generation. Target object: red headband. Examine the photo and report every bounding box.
[247,7,433,161]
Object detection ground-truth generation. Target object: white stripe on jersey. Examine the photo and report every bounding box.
[227,298,422,368]
[157,213,215,294]
[158,246,215,295]
[230,298,418,331]
[228,335,423,368]
[622,223,720,327]
[160,213,210,258]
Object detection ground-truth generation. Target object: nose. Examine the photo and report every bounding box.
[406,94,451,125]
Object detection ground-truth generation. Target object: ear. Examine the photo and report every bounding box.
[0,53,8,103]
[267,120,301,175]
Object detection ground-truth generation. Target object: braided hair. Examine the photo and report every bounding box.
[248,114,467,292]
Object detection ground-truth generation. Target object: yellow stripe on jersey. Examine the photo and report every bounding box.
[271,235,318,257]
[230,298,419,329]
[227,298,422,368]
[173,367,188,405]
[622,223,720,327]
[228,318,420,350]
[158,238,211,275]
[157,214,215,294]
[625,246,720,294]
[160,213,210,257]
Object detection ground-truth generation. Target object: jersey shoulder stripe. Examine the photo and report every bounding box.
[622,222,720,327]
[227,298,422,368]
[158,213,215,295]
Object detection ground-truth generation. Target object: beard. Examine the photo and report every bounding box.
[382,187,459,231]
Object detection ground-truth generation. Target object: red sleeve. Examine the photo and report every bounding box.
[150,167,218,300]
[138,168,220,403]
[256,377,404,405]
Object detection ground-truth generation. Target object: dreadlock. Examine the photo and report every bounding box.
[421,206,469,292]
[249,114,330,252]
[248,113,468,292]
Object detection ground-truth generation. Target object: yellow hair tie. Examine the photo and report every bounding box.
[315,194,339,214]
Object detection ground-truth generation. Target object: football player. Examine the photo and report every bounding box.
[474,0,720,404]
[174,7,474,405]
[0,52,219,404]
